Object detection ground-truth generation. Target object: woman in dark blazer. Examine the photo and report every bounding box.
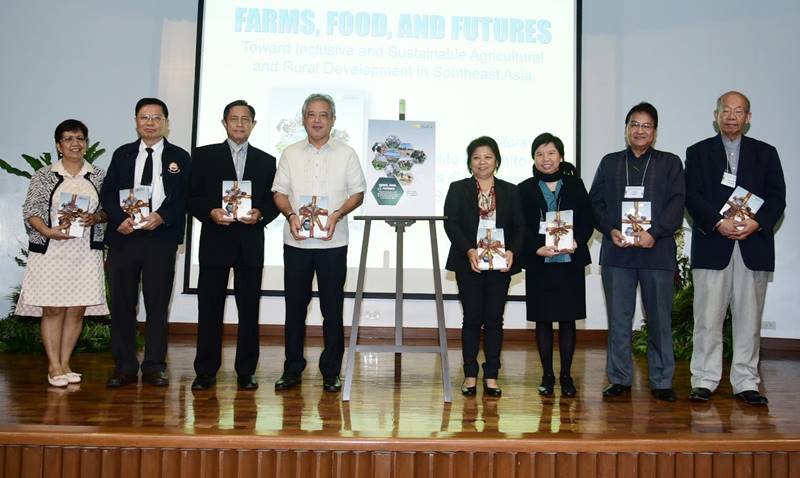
[444,136,524,397]
[518,133,593,397]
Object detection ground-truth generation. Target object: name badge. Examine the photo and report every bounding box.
[721,172,736,188]
[538,221,547,234]
[478,218,496,230]
[625,186,645,199]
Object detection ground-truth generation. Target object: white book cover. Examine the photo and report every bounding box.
[222,180,253,220]
[621,201,652,244]
[57,192,90,238]
[476,227,507,271]
[720,186,764,223]
[119,187,151,229]
[298,195,330,239]
[545,209,574,252]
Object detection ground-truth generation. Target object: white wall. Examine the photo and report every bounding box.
[1,0,798,337]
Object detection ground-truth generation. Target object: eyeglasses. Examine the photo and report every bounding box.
[720,108,747,118]
[60,136,87,144]
[138,114,164,123]
[628,121,655,131]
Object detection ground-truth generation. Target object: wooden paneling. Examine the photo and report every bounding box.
[1,445,800,478]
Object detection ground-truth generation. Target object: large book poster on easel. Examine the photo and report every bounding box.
[364,119,436,216]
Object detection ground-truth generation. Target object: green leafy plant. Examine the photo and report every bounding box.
[633,228,733,360]
[0,142,105,178]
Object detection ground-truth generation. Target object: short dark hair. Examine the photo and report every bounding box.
[135,97,169,118]
[54,119,88,144]
[624,102,658,128]
[531,132,565,160]
[223,99,256,120]
[466,136,502,173]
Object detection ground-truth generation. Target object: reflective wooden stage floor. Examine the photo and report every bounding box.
[1,337,799,477]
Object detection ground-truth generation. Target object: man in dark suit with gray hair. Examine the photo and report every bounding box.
[685,91,786,406]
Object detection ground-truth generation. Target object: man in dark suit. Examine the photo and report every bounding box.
[685,91,786,406]
[101,97,191,388]
[189,100,279,391]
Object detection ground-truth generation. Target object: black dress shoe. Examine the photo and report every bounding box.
[538,375,555,396]
[734,390,769,406]
[237,375,258,390]
[560,376,577,397]
[323,376,342,392]
[651,388,677,402]
[484,381,502,397]
[275,373,301,391]
[106,373,138,389]
[688,387,712,402]
[461,378,477,396]
[191,375,216,391]
[602,383,631,397]
[143,371,169,387]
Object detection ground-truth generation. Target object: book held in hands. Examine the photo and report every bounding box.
[545,209,574,252]
[476,227,507,271]
[720,186,764,226]
[222,180,253,220]
[119,187,151,229]
[298,195,329,239]
[621,201,652,245]
[57,192,90,238]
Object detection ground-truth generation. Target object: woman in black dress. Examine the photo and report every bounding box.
[518,133,593,396]
[444,136,524,397]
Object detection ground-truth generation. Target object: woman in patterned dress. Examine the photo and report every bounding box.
[17,119,108,387]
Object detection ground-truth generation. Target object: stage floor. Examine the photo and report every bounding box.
[0,337,798,444]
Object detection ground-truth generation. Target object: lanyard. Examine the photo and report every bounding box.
[625,151,652,187]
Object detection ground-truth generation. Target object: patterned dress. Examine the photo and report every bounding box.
[17,161,108,316]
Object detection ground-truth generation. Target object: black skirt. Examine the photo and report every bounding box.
[525,261,586,322]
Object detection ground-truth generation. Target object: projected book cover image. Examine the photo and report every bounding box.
[720,186,764,225]
[119,187,151,229]
[476,228,507,271]
[222,180,253,220]
[545,209,574,252]
[365,119,435,216]
[621,201,652,245]
[297,195,330,239]
[57,192,90,238]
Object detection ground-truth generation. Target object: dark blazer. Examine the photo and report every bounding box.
[101,138,191,245]
[589,148,685,271]
[444,177,525,274]
[189,141,279,267]
[685,134,785,271]
[517,174,593,271]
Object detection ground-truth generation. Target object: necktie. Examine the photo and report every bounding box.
[141,147,154,186]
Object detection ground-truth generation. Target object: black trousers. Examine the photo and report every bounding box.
[283,245,347,378]
[455,270,512,379]
[194,263,263,378]
[106,235,177,376]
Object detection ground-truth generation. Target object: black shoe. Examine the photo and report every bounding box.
[106,373,138,389]
[651,388,677,402]
[191,375,216,391]
[461,378,477,396]
[323,376,342,392]
[560,376,577,397]
[275,373,301,391]
[237,375,259,390]
[484,380,502,397]
[734,390,769,406]
[143,371,169,387]
[602,383,631,397]
[688,387,712,402]
[538,375,555,396]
